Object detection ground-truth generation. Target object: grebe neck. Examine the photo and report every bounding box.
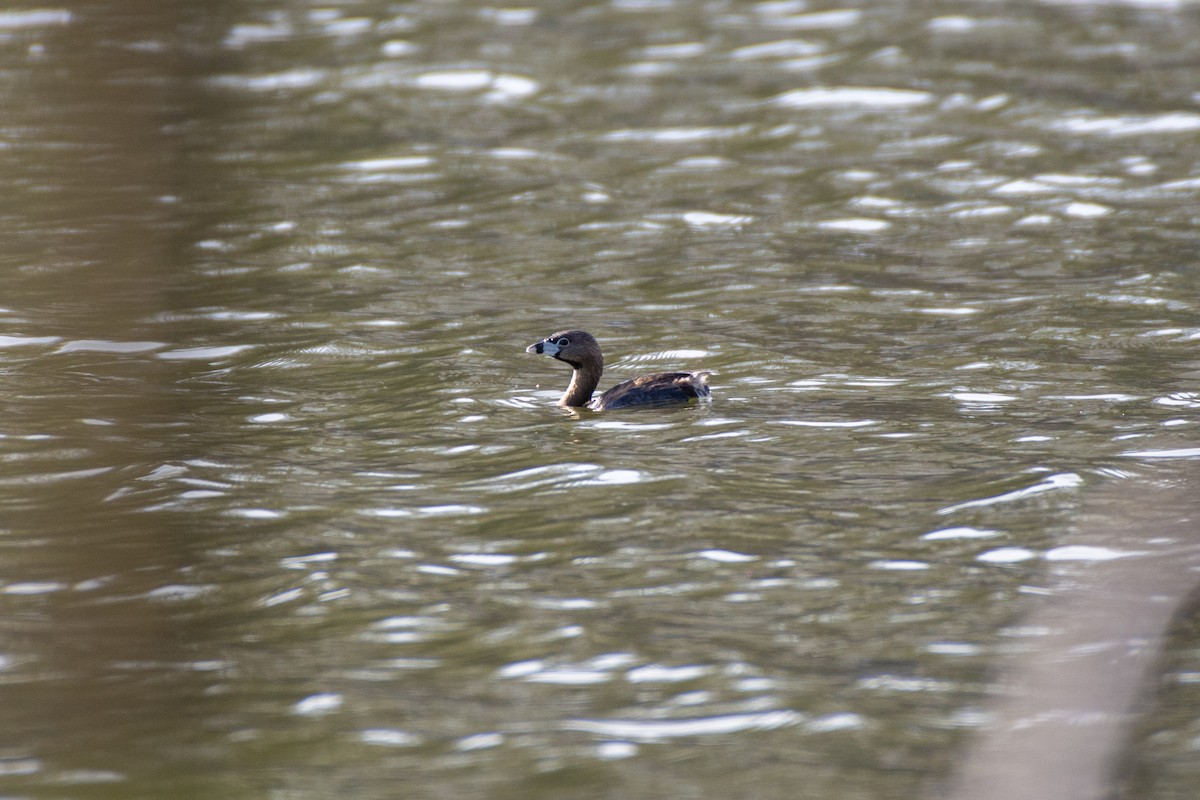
[561,362,602,407]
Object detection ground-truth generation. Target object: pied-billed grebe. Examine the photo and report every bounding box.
[525,329,712,411]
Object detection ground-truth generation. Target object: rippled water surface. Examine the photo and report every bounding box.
[3,1,1200,798]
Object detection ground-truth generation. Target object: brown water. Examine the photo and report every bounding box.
[3,1,1200,798]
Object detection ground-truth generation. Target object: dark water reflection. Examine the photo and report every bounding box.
[3,1,1200,798]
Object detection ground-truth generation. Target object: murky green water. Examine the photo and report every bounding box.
[3,1,1200,798]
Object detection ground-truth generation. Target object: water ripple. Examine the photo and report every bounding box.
[602,125,751,143]
[759,8,863,30]
[772,86,934,109]
[938,472,1084,515]
[1048,112,1200,137]
[466,463,600,493]
[563,710,804,742]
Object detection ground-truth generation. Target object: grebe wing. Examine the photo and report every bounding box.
[591,371,712,411]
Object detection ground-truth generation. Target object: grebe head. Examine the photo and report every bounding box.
[525,330,603,372]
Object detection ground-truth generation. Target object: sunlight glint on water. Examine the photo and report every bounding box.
[1,1,1200,799]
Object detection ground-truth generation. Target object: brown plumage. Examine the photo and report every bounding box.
[525,329,712,411]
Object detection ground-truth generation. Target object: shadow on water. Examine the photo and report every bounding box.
[2,1,248,794]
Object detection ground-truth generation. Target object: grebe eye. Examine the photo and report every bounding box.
[556,337,570,347]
